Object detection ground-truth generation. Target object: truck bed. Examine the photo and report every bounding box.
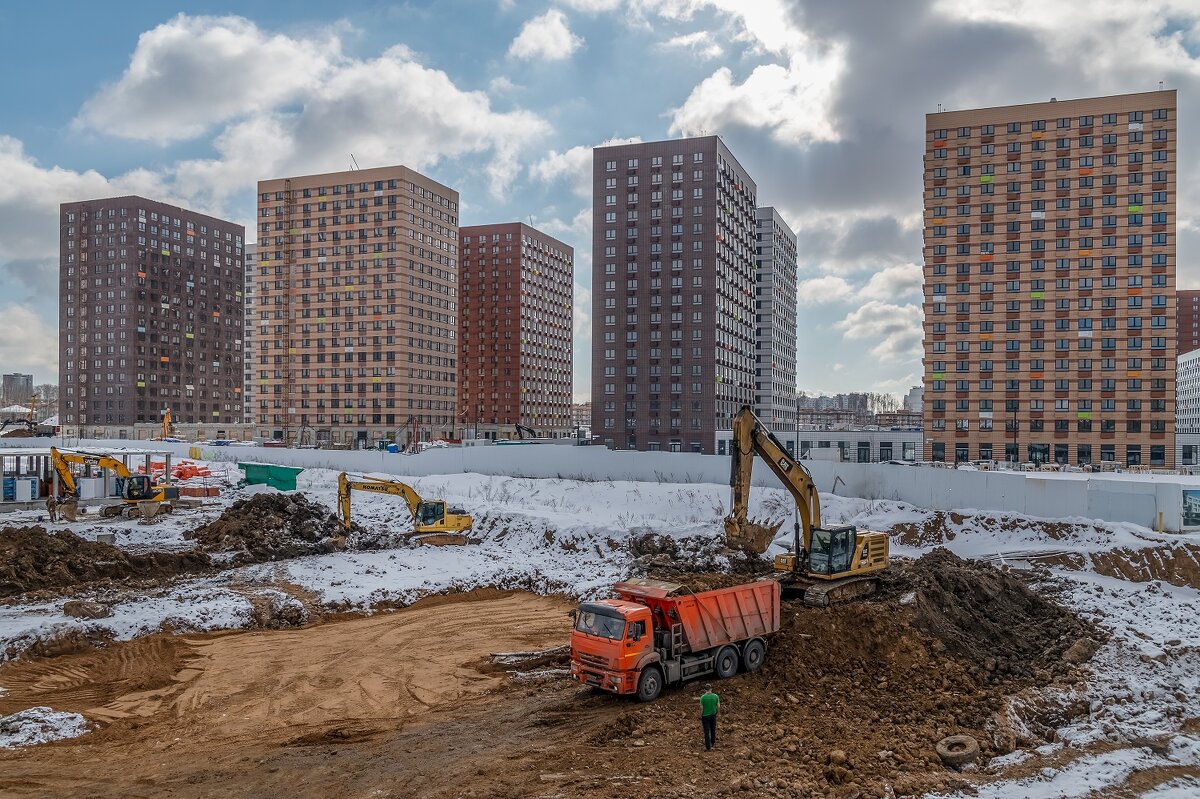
[613,578,780,652]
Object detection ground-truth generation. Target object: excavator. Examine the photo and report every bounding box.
[337,472,473,545]
[0,396,39,438]
[724,405,890,606]
[50,446,180,521]
[514,423,541,440]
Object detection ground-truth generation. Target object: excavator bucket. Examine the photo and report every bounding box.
[138,501,163,521]
[723,516,782,555]
[60,501,78,523]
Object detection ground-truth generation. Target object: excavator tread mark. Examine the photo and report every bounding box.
[802,576,878,608]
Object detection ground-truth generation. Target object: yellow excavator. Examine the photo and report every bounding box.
[50,446,180,521]
[724,405,890,606]
[337,472,474,546]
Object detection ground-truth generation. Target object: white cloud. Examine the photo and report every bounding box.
[558,0,623,12]
[661,31,724,60]
[796,275,854,304]
[75,19,552,201]
[0,305,58,380]
[670,50,844,144]
[834,301,923,362]
[509,9,584,61]
[858,263,923,301]
[489,75,518,93]
[530,137,640,197]
[77,14,344,143]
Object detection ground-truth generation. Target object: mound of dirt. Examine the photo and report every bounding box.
[185,493,348,566]
[628,531,767,581]
[881,548,1103,681]
[0,527,211,600]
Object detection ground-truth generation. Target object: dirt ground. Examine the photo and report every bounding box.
[0,552,1104,799]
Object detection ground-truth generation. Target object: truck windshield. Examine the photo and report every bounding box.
[574,607,626,641]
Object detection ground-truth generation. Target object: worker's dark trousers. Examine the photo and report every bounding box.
[702,714,717,750]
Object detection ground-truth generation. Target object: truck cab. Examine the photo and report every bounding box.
[413,500,472,533]
[569,599,652,695]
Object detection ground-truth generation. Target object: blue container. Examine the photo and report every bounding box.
[387,443,399,453]
[2,477,14,502]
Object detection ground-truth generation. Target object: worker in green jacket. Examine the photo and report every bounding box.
[700,684,719,750]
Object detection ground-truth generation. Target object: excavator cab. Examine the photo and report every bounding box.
[807,525,858,576]
[122,475,154,501]
[415,500,447,527]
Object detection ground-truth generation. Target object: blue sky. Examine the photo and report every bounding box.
[1,0,1199,401]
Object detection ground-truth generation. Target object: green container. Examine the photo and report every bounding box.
[237,463,303,491]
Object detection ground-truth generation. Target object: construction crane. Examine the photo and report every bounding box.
[50,446,180,521]
[724,405,890,606]
[337,472,473,545]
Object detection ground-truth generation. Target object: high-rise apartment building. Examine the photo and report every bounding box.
[1176,348,1200,465]
[1,373,33,406]
[590,136,759,454]
[254,166,459,447]
[242,242,257,424]
[59,196,245,434]
[1178,290,1200,355]
[458,223,573,439]
[754,207,798,444]
[923,91,1177,467]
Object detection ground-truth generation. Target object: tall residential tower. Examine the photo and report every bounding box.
[254,166,459,447]
[754,207,798,448]
[59,196,245,436]
[922,91,1177,467]
[459,222,573,439]
[590,136,759,453]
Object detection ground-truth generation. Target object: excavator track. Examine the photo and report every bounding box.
[800,576,879,608]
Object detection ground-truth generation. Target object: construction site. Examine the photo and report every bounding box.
[0,416,1197,798]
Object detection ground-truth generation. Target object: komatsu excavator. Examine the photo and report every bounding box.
[337,472,473,545]
[724,405,889,606]
[50,446,180,520]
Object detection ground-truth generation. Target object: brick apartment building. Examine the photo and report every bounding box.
[59,196,245,436]
[591,135,759,453]
[754,207,798,442]
[459,222,573,439]
[254,165,459,446]
[242,242,257,424]
[923,90,1177,467]
[1178,290,1200,355]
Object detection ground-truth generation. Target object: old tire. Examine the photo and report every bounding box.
[714,646,739,679]
[636,666,663,703]
[936,735,980,768]
[742,639,766,672]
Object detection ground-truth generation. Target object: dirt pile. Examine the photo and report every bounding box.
[628,531,767,582]
[881,548,1103,681]
[0,527,211,599]
[185,493,348,566]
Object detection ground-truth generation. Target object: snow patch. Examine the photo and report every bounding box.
[0,706,90,748]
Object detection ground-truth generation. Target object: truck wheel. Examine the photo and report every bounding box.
[714,646,739,679]
[636,666,663,703]
[742,639,766,672]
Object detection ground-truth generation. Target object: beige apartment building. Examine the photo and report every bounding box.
[923,91,1177,467]
[254,166,460,446]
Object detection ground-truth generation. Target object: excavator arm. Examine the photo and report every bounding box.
[337,472,424,529]
[723,405,821,556]
[49,447,80,498]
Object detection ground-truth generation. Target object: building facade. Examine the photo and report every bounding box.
[59,196,246,435]
[1178,290,1200,355]
[903,385,923,413]
[459,223,573,439]
[591,135,759,454]
[923,91,1177,467]
[571,401,591,430]
[254,166,459,447]
[1,374,33,406]
[1177,348,1200,465]
[242,242,257,424]
[754,207,798,440]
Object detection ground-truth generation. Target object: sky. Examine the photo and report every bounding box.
[1,0,1200,402]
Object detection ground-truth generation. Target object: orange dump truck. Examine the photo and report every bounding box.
[569,577,781,702]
